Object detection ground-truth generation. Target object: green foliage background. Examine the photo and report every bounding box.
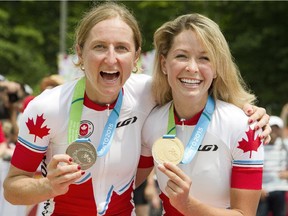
[0,1,287,115]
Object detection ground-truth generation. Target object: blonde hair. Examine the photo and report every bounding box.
[74,2,142,66]
[152,13,256,108]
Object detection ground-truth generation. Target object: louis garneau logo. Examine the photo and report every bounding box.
[116,116,137,128]
[198,144,218,151]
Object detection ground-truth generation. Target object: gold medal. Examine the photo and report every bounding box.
[152,136,184,165]
[66,141,97,170]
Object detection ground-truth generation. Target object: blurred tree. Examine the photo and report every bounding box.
[0,1,287,115]
[123,1,288,115]
[0,1,58,89]
[209,1,288,115]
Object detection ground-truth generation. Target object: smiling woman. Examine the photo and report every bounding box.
[3,2,155,216]
[3,3,271,216]
[138,13,266,216]
[76,16,140,105]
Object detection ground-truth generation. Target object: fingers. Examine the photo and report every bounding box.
[48,154,83,180]
[254,113,271,144]
[247,106,266,124]
[260,126,271,145]
[52,167,83,188]
[47,154,73,170]
[46,154,84,196]
[158,162,191,191]
[253,113,270,130]
[158,162,192,214]
[158,162,189,182]
[242,103,254,116]
[243,104,268,124]
[244,105,271,145]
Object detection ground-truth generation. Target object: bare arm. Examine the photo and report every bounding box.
[0,142,7,158]
[135,167,154,188]
[3,154,83,205]
[158,162,261,216]
[0,142,14,161]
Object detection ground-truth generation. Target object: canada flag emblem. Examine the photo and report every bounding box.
[26,114,50,142]
[237,127,262,158]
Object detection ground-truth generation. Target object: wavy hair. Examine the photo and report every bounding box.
[152,13,256,108]
[74,2,142,67]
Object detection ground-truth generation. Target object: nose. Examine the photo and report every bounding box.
[105,46,117,65]
[186,58,198,73]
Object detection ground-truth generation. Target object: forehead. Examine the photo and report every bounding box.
[87,17,134,44]
[170,29,204,52]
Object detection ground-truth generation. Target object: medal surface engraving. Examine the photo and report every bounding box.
[152,137,184,165]
[66,141,97,170]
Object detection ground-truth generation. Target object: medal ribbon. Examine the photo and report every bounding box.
[68,77,123,157]
[166,95,215,164]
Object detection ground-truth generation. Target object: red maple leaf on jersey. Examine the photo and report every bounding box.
[237,126,261,158]
[26,114,50,142]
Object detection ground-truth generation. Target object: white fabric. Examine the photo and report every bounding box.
[13,73,156,215]
[141,100,264,208]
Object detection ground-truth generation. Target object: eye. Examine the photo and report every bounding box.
[175,54,187,59]
[200,56,210,61]
[94,44,106,50]
[116,45,129,52]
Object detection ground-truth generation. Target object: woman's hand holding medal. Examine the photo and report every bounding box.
[43,140,97,198]
[46,154,84,197]
[157,162,193,215]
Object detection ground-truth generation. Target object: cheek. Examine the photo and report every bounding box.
[85,72,96,84]
[201,65,215,80]
[204,74,215,87]
[166,62,181,75]
[122,56,136,72]
[166,72,176,89]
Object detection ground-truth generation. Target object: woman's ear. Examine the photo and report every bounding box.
[134,48,141,66]
[160,55,167,75]
[76,44,83,63]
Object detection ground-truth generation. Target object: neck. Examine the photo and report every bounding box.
[85,90,119,106]
[93,96,117,106]
[84,79,121,105]
[173,95,208,120]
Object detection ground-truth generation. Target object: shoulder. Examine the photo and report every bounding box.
[123,74,155,110]
[214,100,249,125]
[149,102,170,118]
[23,79,78,118]
[210,100,256,139]
[125,73,152,91]
[143,103,170,133]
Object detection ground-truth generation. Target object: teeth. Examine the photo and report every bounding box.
[102,71,118,74]
[180,78,200,84]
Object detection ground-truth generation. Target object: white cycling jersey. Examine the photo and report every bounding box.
[11,73,156,216]
[140,100,264,215]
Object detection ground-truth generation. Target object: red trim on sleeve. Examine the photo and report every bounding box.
[231,166,263,190]
[0,122,6,143]
[11,142,45,172]
[137,155,154,168]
